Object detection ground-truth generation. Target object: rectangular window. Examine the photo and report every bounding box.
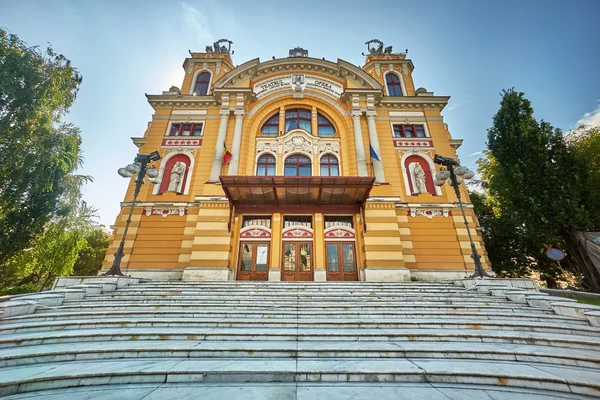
[242,216,271,229]
[283,216,312,229]
[392,124,427,138]
[168,122,203,137]
[324,216,354,229]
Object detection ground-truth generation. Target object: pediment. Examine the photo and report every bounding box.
[213,57,382,97]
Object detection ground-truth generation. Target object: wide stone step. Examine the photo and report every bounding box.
[0,358,598,397]
[2,327,600,350]
[39,303,551,314]
[0,382,593,400]
[1,317,597,336]
[4,309,579,324]
[1,340,599,369]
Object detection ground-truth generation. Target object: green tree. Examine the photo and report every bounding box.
[478,89,600,291]
[73,229,110,277]
[0,28,83,269]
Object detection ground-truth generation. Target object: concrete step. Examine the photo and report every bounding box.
[2,327,600,350]
[3,308,581,324]
[1,340,599,369]
[1,317,597,336]
[0,358,598,397]
[0,382,594,400]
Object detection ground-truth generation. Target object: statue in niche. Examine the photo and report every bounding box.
[168,161,186,193]
[412,163,427,194]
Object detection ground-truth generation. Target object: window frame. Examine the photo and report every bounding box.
[191,71,212,96]
[285,108,312,134]
[256,153,277,176]
[167,122,205,137]
[319,154,340,176]
[317,113,336,137]
[284,154,312,176]
[392,124,428,138]
[260,113,280,137]
[384,72,406,97]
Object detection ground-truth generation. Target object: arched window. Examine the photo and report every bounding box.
[285,108,311,133]
[320,155,339,176]
[192,72,211,96]
[260,113,279,136]
[284,154,311,176]
[317,113,336,137]
[385,73,403,97]
[256,154,276,176]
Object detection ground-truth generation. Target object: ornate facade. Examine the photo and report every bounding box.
[102,40,490,281]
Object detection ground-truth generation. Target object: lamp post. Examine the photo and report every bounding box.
[433,154,491,278]
[103,151,161,276]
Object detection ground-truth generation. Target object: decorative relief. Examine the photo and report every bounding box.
[145,207,186,218]
[324,227,355,239]
[256,131,340,158]
[318,142,340,155]
[284,135,312,155]
[393,139,433,149]
[409,208,449,219]
[282,227,313,239]
[240,226,271,239]
[403,63,409,76]
[162,138,202,147]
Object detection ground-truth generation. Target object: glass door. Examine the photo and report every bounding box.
[326,242,357,281]
[282,242,313,281]
[237,242,269,281]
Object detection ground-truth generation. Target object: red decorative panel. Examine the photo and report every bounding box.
[404,155,436,195]
[159,154,191,194]
[393,139,432,148]
[162,138,202,147]
[324,227,355,239]
[240,226,271,239]
[282,227,313,239]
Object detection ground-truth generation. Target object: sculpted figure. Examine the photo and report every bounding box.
[168,161,186,193]
[413,163,427,194]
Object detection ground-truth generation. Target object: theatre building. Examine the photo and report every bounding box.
[102,40,490,281]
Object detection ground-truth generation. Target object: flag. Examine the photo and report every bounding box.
[223,141,232,164]
[369,144,381,162]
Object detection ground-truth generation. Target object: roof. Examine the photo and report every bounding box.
[220,176,375,214]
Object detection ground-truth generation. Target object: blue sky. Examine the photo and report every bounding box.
[1,0,599,226]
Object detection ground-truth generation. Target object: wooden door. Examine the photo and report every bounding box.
[237,242,269,281]
[326,242,357,281]
[281,242,313,281]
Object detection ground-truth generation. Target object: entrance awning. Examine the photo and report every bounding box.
[220,176,375,213]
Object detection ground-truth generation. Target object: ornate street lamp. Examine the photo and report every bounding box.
[433,154,491,278]
[103,151,161,276]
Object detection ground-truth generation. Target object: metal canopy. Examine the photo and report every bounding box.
[220,176,375,214]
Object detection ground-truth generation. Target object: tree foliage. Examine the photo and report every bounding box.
[72,229,110,277]
[0,28,83,267]
[477,89,600,290]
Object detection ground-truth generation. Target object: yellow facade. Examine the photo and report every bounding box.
[102,41,490,281]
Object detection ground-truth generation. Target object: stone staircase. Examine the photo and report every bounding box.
[1,279,600,399]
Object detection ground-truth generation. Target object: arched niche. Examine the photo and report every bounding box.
[153,152,194,195]
[400,151,441,196]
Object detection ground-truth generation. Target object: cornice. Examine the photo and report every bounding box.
[378,96,450,111]
[363,59,415,73]
[146,94,219,109]
[213,58,260,89]
[182,56,234,72]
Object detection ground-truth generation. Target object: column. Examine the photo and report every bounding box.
[366,111,386,183]
[352,111,368,176]
[314,213,326,281]
[209,109,230,182]
[268,213,282,281]
[227,110,245,175]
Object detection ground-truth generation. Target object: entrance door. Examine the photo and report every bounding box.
[237,242,269,281]
[326,242,358,281]
[282,242,313,281]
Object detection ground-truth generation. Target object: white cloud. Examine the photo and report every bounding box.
[180,2,214,43]
[577,101,600,128]
[468,151,484,157]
